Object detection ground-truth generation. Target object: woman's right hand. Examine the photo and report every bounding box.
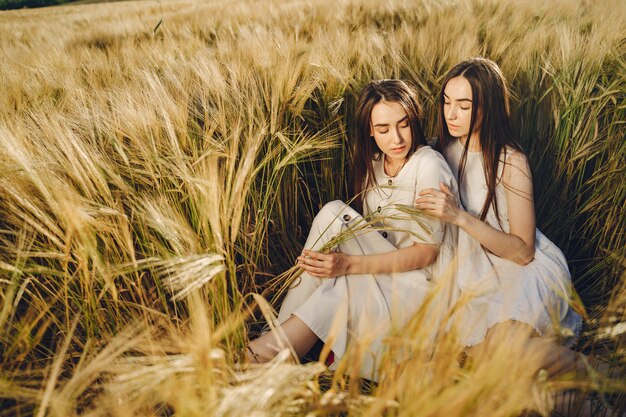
[297,249,351,278]
[415,182,464,225]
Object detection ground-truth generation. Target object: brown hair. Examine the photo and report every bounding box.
[438,57,523,223]
[352,79,427,213]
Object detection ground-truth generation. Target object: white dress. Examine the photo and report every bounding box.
[276,146,458,382]
[443,138,582,347]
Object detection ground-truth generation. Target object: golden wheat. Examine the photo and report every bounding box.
[0,0,624,415]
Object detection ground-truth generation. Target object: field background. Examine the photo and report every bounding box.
[0,0,624,415]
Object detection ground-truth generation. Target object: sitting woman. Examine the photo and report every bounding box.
[246,79,458,382]
[416,57,583,376]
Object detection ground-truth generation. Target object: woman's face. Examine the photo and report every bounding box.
[443,76,474,140]
[370,100,412,164]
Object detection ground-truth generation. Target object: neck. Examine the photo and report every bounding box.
[459,132,481,152]
[384,155,406,176]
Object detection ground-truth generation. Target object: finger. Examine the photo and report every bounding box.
[418,187,441,197]
[417,198,446,211]
[417,205,439,213]
[301,249,326,261]
[301,264,328,276]
[301,249,319,257]
[302,249,327,256]
[415,196,432,205]
[298,256,326,268]
[298,254,312,264]
[415,196,441,206]
[419,202,439,211]
[302,249,333,260]
[440,182,453,196]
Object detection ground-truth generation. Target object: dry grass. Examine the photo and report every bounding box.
[0,0,624,415]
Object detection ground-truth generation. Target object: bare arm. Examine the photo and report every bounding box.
[298,150,452,278]
[415,152,536,265]
[297,242,438,278]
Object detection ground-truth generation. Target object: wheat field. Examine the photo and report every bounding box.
[0,0,624,415]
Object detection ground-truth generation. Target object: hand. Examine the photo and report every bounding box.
[297,249,351,278]
[415,182,463,225]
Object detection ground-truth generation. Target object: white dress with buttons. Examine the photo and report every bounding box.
[277,145,458,382]
[443,138,582,346]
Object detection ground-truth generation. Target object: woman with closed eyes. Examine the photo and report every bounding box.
[246,79,458,382]
[415,57,584,377]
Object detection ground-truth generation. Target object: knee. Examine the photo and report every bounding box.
[317,200,360,223]
[305,201,362,251]
[319,200,350,218]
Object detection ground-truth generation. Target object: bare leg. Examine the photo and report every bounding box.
[463,322,620,417]
[247,315,319,363]
[465,321,585,377]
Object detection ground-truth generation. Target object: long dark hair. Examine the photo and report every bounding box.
[438,57,523,223]
[352,79,428,213]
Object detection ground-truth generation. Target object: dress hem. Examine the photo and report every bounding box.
[461,312,582,348]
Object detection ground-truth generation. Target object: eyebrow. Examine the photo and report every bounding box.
[443,93,472,103]
[373,115,409,128]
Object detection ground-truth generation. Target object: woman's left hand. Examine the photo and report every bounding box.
[297,249,351,278]
[415,182,463,225]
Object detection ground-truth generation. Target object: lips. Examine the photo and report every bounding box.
[447,123,459,130]
[390,146,406,153]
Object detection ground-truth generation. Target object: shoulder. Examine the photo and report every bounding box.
[503,148,528,164]
[412,145,451,169]
[501,149,533,199]
[502,149,531,180]
[409,146,455,182]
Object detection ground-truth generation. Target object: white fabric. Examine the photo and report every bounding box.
[443,138,582,346]
[277,146,458,381]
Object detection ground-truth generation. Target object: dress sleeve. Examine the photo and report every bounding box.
[410,150,458,246]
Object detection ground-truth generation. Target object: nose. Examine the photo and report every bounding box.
[391,127,403,144]
[446,105,457,120]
